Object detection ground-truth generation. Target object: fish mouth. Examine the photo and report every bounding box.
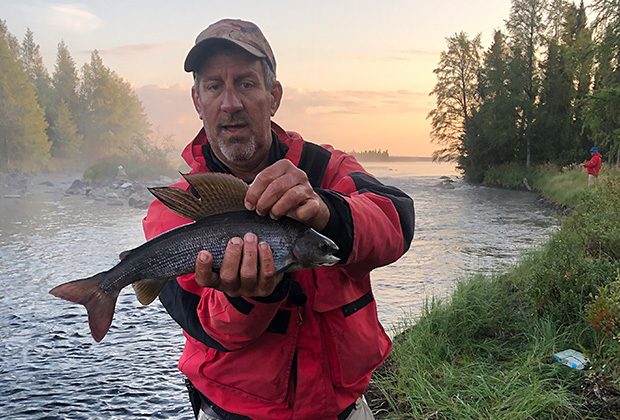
[291,244,339,269]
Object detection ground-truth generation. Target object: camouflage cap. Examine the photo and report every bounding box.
[184,19,276,74]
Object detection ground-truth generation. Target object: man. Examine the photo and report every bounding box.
[143,19,414,420]
[583,146,602,185]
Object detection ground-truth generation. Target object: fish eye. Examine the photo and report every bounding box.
[318,240,331,253]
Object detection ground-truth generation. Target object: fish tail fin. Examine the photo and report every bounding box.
[49,273,119,342]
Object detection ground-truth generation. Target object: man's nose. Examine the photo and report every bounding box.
[221,88,243,113]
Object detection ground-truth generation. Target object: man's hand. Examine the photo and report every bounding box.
[244,160,330,231]
[194,232,283,297]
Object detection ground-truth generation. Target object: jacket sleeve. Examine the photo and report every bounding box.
[142,179,288,352]
[315,148,414,277]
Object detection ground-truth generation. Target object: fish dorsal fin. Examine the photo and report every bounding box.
[148,172,248,221]
[148,186,205,220]
[183,172,248,213]
[132,279,169,305]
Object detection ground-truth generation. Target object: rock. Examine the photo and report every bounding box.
[66,179,90,195]
[39,181,54,187]
[128,196,151,209]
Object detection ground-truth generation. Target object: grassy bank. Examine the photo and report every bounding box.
[376,165,620,419]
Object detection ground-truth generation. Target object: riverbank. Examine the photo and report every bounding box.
[0,170,174,209]
[375,165,620,418]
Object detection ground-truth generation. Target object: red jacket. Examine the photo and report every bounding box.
[142,122,414,420]
[584,153,602,176]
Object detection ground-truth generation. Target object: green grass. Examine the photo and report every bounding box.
[377,166,620,419]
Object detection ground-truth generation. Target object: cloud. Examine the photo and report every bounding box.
[283,88,431,115]
[98,42,187,56]
[42,4,102,33]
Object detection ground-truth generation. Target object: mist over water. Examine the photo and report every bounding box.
[0,162,558,419]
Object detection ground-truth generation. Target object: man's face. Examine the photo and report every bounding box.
[192,48,282,172]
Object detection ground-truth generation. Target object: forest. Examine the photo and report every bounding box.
[428,0,620,182]
[0,20,173,176]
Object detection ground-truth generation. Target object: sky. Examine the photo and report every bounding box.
[3,0,530,157]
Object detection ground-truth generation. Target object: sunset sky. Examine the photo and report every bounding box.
[1,0,580,157]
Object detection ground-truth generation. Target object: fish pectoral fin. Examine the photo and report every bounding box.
[132,279,169,305]
[119,250,132,260]
[275,259,296,275]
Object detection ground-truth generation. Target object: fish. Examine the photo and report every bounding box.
[49,172,340,342]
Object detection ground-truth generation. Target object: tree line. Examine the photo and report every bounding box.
[0,21,169,173]
[429,0,620,182]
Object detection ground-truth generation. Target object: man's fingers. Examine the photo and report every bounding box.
[218,237,243,295]
[238,233,259,294]
[195,250,217,288]
[245,160,302,214]
[256,241,281,297]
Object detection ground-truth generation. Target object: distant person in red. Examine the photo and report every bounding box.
[583,146,602,185]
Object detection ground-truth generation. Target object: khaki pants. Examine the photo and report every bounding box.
[588,174,598,185]
[345,396,375,420]
[198,396,375,420]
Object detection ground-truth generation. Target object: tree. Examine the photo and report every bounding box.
[0,21,50,170]
[462,30,520,181]
[534,39,578,164]
[49,99,82,159]
[20,28,54,130]
[505,0,547,167]
[590,0,620,87]
[78,50,149,161]
[428,32,482,162]
[52,40,80,119]
[582,87,620,165]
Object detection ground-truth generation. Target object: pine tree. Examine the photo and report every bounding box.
[505,0,547,168]
[78,50,149,161]
[20,28,53,129]
[50,99,82,159]
[52,40,80,120]
[0,21,50,170]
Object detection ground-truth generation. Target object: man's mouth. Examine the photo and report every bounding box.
[221,123,248,134]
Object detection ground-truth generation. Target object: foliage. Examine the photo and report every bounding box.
[428,32,482,162]
[581,87,620,165]
[49,99,82,159]
[586,272,620,342]
[565,174,620,260]
[482,162,540,189]
[0,23,160,172]
[78,50,150,162]
[349,149,390,161]
[0,20,50,171]
[430,0,620,181]
[83,131,177,184]
[20,28,54,124]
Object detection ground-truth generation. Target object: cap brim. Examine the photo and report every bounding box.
[184,38,267,72]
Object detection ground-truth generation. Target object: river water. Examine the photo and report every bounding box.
[0,162,559,419]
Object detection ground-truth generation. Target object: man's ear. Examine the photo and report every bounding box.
[270,81,283,117]
[191,85,203,120]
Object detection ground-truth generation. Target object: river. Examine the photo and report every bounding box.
[0,162,559,419]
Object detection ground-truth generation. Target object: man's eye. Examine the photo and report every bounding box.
[240,82,254,89]
[206,84,221,91]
